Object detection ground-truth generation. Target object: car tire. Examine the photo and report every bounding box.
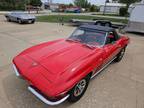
[6,17,11,22]
[31,20,35,24]
[95,22,102,26]
[18,19,22,24]
[115,47,126,62]
[105,22,111,27]
[67,74,91,102]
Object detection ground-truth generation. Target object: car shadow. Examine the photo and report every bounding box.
[3,19,34,25]
[2,73,73,108]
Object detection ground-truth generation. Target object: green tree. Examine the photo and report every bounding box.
[29,0,42,6]
[74,0,90,8]
[119,7,128,16]
[68,3,74,7]
[0,0,41,10]
[112,0,118,2]
[90,5,97,12]
[0,0,26,10]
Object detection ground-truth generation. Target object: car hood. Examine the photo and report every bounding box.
[23,40,98,74]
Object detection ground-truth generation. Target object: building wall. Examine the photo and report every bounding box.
[100,6,121,14]
[49,4,59,11]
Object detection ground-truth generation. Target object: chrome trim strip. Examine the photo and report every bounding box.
[28,86,70,106]
[91,57,116,79]
[104,32,108,45]
[12,64,20,77]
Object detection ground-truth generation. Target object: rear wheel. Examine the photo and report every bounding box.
[6,17,11,22]
[105,22,111,27]
[115,48,126,62]
[68,74,91,102]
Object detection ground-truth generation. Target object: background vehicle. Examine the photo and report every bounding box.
[5,11,36,24]
[69,19,126,29]
[13,25,129,105]
[65,7,81,13]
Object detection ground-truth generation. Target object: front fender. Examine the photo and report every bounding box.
[53,53,103,96]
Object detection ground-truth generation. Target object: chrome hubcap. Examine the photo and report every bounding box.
[120,49,125,59]
[18,20,21,23]
[28,20,32,23]
[74,79,86,97]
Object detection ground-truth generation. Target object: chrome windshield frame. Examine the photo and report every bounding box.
[69,28,108,48]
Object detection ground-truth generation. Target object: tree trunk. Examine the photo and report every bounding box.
[126,4,130,15]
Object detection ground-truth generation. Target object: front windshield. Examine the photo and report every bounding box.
[68,28,107,46]
[12,12,26,15]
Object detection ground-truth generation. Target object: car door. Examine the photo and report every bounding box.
[9,13,15,21]
[102,31,121,66]
[8,13,13,21]
[11,13,18,21]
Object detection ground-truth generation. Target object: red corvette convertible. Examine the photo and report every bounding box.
[13,25,129,105]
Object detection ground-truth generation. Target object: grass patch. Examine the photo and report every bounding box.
[37,15,128,24]
[92,13,129,17]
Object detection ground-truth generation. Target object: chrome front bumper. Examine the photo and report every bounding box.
[28,86,70,106]
[12,64,21,77]
[12,63,69,106]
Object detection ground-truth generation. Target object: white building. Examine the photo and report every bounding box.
[100,3,126,14]
[41,0,54,10]
[41,2,59,11]
[48,3,59,11]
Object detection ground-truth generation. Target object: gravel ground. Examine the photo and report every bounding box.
[0,15,144,108]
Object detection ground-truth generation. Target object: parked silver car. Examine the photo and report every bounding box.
[5,11,36,24]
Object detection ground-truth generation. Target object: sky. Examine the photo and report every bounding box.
[41,0,108,5]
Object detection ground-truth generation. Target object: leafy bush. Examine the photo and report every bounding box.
[0,0,41,11]
[0,1,25,11]
[90,5,98,12]
[119,7,128,16]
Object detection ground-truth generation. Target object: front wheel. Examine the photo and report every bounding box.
[115,48,126,62]
[67,74,91,102]
[18,19,22,24]
[31,20,35,24]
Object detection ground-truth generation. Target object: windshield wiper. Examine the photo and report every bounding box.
[66,38,81,43]
[82,43,96,49]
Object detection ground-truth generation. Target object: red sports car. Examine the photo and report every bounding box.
[13,25,130,105]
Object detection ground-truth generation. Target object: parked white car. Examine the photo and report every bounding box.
[5,11,36,24]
